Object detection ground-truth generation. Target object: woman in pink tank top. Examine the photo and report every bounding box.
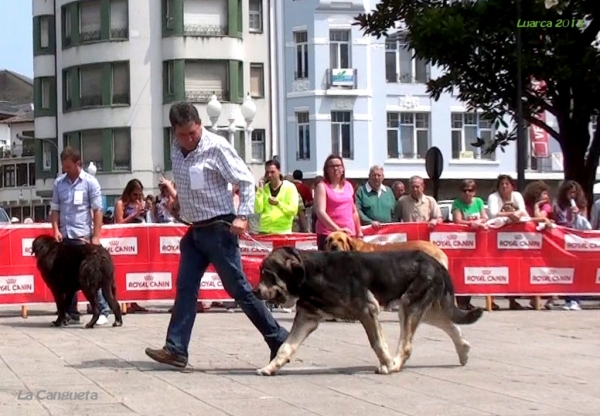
[314,155,362,250]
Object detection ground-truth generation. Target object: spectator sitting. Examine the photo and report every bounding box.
[355,165,397,228]
[144,195,156,223]
[522,180,554,230]
[292,170,313,232]
[552,180,589,311]
[487,174,527,225]
[391,180,405,200]
[114,179,147,224]
[451,179,488,311]
[255,159,299,234]
[396,175,443,226]
[114,179,148,314]
[486,174,528,310]
[155,178,177,223]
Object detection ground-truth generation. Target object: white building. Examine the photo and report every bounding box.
[0,111,49,221]
[273,0,597,195]
[33,0,276,207]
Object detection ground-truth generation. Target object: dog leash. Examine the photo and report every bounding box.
[173,214,273,251]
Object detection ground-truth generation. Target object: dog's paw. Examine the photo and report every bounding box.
[51,319,67,327]
[256,366,277,376]
[83,322,95,329]
[375,364,392,375]
[112,321,123,327]
[458,342,471,366]
[388,357,403,373]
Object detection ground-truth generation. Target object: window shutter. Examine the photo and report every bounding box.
[184,61,226,102]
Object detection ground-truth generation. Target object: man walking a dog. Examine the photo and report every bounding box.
[145,101,288,369]
[50,146,111,325]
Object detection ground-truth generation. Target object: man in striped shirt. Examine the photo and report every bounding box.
[145,102,288,369]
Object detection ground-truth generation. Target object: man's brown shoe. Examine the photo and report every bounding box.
[145,347,187,368]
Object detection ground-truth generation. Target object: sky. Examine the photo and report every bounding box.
[0,0,33,78]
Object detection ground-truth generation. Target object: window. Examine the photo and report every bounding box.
[22,135,35,157]
[385,33,429,83]
[112,62,130,104]
[296,112,310,160]
[64,70,72,110]
[329,30,350,69]
[28,162,35,186]
[34,205,49,222]
[79,0,102,42]
[41,78,51,110]
[251,129,266,162]
[112,128,131,171]
[331,111,353,159]
[387,113,430,159]
[183,0,227,36]
[16,163,29,187]
[80,130,104,171]
[42,141,52,171]
[249,0,263,32]
[62,6,72,46]
[250,64,264,98]
[184,60,228,102]
[110,0,128,39]
[40,16,50,48]
[294,31,308,79]
[3,165,15,187]
[165,61,175,94]
[451,113,495,160]
[79,65,103,106]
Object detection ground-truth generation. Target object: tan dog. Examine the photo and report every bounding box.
[324,231,449,270]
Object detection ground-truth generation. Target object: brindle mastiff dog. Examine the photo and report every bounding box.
[253,246,483,376]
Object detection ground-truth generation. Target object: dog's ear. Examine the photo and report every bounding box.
[282,250,305,293]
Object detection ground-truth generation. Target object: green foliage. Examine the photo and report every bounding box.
[354,0,600,165]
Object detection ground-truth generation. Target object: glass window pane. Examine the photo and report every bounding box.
[400,125,413,157]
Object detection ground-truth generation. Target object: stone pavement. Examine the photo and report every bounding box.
[0,301,599,416]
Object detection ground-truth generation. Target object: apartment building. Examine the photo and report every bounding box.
[33,0,275,206]
[274,0,589,192]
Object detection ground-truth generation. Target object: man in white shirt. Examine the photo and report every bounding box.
[145,102,288,369]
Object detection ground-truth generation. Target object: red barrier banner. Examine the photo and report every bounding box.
[1,222,600,307]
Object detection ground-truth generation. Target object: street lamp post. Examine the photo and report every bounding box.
[86,161,97,176]
[240,94,257,163]
[205,93,257,161]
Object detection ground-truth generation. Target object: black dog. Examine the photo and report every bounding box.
[31,235,123,328]
[253,246,484,376]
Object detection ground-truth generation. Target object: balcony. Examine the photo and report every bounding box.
[326,68,357,90]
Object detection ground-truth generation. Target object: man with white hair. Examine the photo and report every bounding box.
[355,165,397,228]
[396,175,443,227]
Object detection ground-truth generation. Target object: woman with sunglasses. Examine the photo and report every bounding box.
[451,179,488,229]
[451,179,487,310]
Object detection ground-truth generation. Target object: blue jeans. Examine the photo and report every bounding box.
[63,238,110,318]
[165,220,288,358]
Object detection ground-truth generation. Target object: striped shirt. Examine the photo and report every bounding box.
[50,170,103,239]
[171,127,255,222]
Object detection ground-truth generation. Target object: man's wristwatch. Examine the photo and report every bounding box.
[236,215,248,221]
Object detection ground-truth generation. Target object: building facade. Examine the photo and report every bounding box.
[32,0,276,207]
[274,0,593,189]
[0,112,48,221]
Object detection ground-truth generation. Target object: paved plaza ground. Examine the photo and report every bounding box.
[0,299,598,416]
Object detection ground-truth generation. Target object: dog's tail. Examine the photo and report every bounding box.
[439,266,484,325]
[446,294,484,325]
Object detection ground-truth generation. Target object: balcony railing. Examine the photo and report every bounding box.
[184,24,227,36]
[326,68,357,89]
[184,89,226,103]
